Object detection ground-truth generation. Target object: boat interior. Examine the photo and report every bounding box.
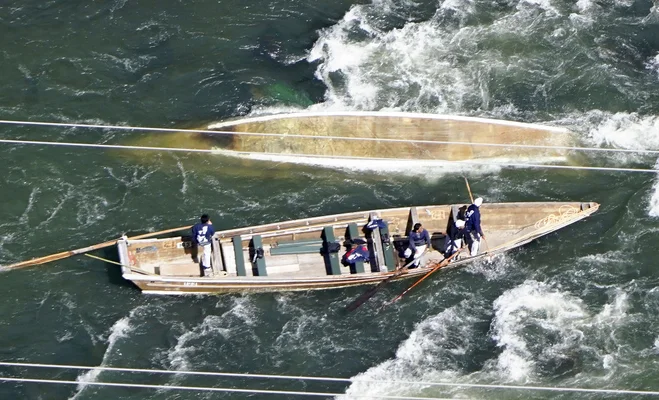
[117,202,597,279]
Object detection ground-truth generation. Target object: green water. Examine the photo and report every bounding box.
[2,0,659,399]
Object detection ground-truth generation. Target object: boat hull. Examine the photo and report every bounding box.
[207,111,573,162]
[117,201,599,295]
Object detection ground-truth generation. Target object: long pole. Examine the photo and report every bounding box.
[345,249,429,312]
[2,225,192,271]
[383,248,464,306]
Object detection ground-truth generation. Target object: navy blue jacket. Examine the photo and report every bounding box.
[465,204,484,237]
[408,229,431,251]
[192,222,215,246]
[365,218,387,230]
[343,245,370,264]
[447,222,466,244]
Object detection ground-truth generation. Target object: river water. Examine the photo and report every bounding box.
[1,0,659,399]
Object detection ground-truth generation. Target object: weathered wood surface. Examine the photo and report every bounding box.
[3,225,192,271]
[116,201,599,295]
[208,112,573,161]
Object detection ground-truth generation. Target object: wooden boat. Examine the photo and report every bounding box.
[116,201,599,295]
[205,111,574,163]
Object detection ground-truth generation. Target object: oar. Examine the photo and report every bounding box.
[382,247,464,307]
[345,249,428,312]
[463,177,492,254]
[2,224,192,271]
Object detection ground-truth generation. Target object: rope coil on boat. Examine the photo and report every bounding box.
[534,205,580,229]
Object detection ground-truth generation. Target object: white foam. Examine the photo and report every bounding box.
[575,0,596,13]
[168,296,258,371]
[339,300,481,399]
[308,3,477,112]
[577,250,626,264]
[18,187,39,225]
[168,315,230,371]
[515,0,560,16]
[341,279,636,398]
[38,184,75,227]
[649,163,659,217]
[646,53,659,77]
[463,253,513,281]
[212,148,504,177]
[489,280,589,382]
[583,112,659,151]
[176,160,188,194]
[69,311,137,399]
[593,289,629,328]
[551,110,659,216]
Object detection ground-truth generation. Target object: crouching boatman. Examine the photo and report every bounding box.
[408,223,431,268]
[444,219,466,260]
[192,214,215,275]
[464,197,485,256]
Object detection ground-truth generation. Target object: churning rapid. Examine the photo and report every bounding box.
[1,0,659,399]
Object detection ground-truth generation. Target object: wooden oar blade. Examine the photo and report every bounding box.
[2,251,73,270]
[345,281,388,312]
[1,225,192,272]
[381,248,464,308]
[344,249,430,312]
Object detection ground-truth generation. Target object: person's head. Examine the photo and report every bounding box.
[456,219,466,229]
[200,214,210,224]
[474,197,483,207]
[413,222,423,232]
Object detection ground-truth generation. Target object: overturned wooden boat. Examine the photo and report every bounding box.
[205,111,574,163]
[116,201,599,295]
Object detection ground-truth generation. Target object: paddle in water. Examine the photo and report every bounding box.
[345,249,428,312]
[381,247,464,308]
[2,225,192,271]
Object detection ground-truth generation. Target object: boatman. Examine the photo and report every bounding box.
[464,197,485,256]
[342,241,370,267]
[408,223,431,268]
[444,219,466,259]
[192,214,215,275]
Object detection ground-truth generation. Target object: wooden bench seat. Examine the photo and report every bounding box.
[270,241,323,256]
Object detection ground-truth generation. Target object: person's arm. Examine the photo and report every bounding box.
[476,212,485,237]
[408,233,416,251]
[191,224,198,244]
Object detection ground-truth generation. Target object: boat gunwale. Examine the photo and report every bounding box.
[121,200,598,287]
[155,201,597,241]
[208,111,570,134]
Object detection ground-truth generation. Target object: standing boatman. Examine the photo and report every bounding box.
[408,223,431,268]
[464,197,485,256]
[192,214,215,275]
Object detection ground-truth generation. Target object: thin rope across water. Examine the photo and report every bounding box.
[0,138,657,174]
[1,118,659,155]
[1,361,659,396]
[0,376,453,399]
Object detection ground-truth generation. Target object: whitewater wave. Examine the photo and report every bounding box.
[68,307,142,400]
[649,159,659,217]
[340,280,634,398]
[167,296,259,371]
[338,296,486,399]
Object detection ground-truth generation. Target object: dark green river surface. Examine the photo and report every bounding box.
[2,0,659,399]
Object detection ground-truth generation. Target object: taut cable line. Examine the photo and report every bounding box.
[0,376,454,399]
[1,361,659,396]
[1,137,658,174]
[1,118,659,155]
